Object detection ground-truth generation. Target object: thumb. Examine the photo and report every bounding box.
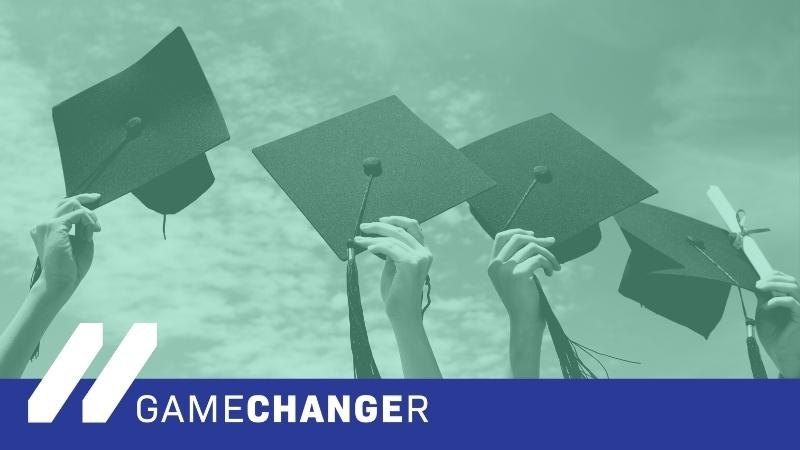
[29,223,48,260]
[382,258,397,278]
[75,222,95,242]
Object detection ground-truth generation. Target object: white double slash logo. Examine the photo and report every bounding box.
[27,323,157,423]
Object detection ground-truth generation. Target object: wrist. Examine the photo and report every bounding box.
[509,308,546,333]
[386,301,424,327]
[387,313,427,347]
[491,276,543,315]
[498,289,544,324]
[28,279,71,315]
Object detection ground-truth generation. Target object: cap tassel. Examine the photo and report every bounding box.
[74,116,144,195]
[28,257,43,361]
[504,166,599,378]
[535,277,598,378]
[421,275,433,318]
[745,318,767,379]
[343,157,384,379]
[347,244,380,378]
[688,237,769,378]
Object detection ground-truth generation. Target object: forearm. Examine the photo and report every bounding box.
[769,350,800,378]
[388,314,442,379]
[0,282,65,378]
[507,310,546,378]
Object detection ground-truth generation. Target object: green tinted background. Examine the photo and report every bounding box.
[0,0,797,378]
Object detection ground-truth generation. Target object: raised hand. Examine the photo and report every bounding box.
[0,193,102,377]
[756,271,800,378]
[354,216,440,378]
[487,229,561,378]
[487,229,561,318]
[355,216,432,320]
[29,193,102,305]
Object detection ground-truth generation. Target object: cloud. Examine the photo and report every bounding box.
[424,81,495,148]
[0,20,62,232]
[644,27,799,266]
[652,30,800,155]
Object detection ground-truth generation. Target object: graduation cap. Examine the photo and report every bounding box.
[462,113,657,378]
[252,95,495,378]
[615,190,773,378]
[28,27,228,360]
[51,26,230,229]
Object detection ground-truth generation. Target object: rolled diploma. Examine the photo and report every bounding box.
[707,185,773,278]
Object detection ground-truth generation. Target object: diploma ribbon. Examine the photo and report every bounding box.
[729,209,770,251]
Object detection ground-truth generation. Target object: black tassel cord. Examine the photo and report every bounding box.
[73,117,142,195]
[688,237,767,379]
[347,158,436,378]
[347,159,382,378]
[421,276,432,317]
[346,245,380,378]
[503,166,637,379]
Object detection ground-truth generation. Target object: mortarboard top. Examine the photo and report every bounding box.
[252,95,495,378]
[461,113,657,378]
[28,26,228,360]
[463,113,657,263]
[52,26,230,215]
[615,202,760,339]
[252,95,496,261]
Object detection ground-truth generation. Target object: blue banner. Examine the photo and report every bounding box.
[1,379,797,448]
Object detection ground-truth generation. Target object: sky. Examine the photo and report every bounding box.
[0,0,797,378]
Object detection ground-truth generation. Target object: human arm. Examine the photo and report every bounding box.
[0,194,101,377]
[487,229,561,378]
[755,271,800,378]
[354,216,441,378]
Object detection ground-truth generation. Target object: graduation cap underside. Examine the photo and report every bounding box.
[252,95,495,378]
[615,202,760,339]
[52,26,230,215]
